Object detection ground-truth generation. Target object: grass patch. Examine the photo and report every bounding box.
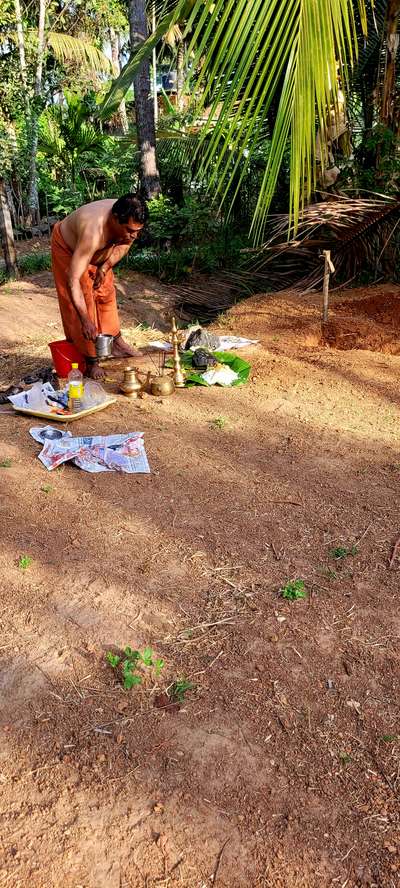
[330,545,358,560]
[18,555,33,570]
[280,579,307,601]
[0,252,51,285]
[210,416,227,430]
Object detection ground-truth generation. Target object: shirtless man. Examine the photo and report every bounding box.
[51,193,147,378]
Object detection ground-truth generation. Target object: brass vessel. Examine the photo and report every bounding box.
[120,367,143,398]
[150,374,175,397]
[171,316,185,388]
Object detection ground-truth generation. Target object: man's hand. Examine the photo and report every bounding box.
[93,265,107,290]
[81,316,97,341]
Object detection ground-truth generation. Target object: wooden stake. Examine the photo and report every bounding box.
[322,249,335,323]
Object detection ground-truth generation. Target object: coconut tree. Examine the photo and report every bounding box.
[128,0,161,198]
[101,0,372,240]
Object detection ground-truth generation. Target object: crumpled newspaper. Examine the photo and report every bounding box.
[29,426,150,474]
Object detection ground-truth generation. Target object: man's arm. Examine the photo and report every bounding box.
[68,235,98,340]
[93,243,132,290]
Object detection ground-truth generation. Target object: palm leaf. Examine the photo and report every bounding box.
[99,11,181,120]
[241,195,400,289]
[46,33,112,73]
[99,0,369,239]
[179,0,369,240]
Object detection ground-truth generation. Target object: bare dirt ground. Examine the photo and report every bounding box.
[0,272,399,888]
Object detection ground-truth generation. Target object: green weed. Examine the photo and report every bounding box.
[0,459,12,468]
[106,646,164,690]
[170,679,195,703]
[339,752,352,766]
[382,734,398,743]
[330,545,358,560]
[18,555,32,570]
[280,579,306,601]
[210,416,227,430]
[41,484,53,494]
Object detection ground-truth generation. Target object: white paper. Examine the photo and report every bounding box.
[37,432,150,474]
[148,336,259,352]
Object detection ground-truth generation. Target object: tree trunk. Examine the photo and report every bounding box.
[176,40,184,111]
[110,28,129,134]
[13,0,28,95]
[128,0,161,199]
[378,0,400,129]
[0,179,19,278]
[27,0,46,226]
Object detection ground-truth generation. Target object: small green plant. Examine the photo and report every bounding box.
[339,752,352,766]
[210,416,227,430]
[0,459,12,468]
[330,545,358,560]
[382,734,398,743]
[41,484,53,494]
[106,646,164,690]
[18,555,33,570]
[170,678,195,702]
[280,579,306,601]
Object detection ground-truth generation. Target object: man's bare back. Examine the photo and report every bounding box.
[60,199,120,265]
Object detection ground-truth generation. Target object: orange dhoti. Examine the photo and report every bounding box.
[51,221,120,359]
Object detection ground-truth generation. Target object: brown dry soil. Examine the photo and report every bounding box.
[0,273,400,888]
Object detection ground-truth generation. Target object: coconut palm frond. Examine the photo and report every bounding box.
[46,33,112,73]
[100,0,368,237]
[240,195,400,291]
[181,0,368,241]
[98,6,188,120]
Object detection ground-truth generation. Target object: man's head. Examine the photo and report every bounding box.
[111,193,147,244]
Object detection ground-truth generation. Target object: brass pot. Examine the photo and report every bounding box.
[150,374,175,397]
[120,367,143,398]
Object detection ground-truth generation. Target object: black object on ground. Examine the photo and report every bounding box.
[185,328,221,351]
[192,349,218,370]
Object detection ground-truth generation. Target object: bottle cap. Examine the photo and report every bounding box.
[71,363,78,369]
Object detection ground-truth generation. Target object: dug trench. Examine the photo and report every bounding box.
[0,273,399,887]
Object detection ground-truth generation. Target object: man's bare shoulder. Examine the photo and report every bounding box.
[74,199,116,230]
[61,199,117,250]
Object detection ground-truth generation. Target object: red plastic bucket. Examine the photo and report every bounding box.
[49,340,86,377]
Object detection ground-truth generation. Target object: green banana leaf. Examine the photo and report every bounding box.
[167,351,251,386]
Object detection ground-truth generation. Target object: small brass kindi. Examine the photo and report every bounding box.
[171,316,185,388]
[150,374,175,396]
[120,367,143,398]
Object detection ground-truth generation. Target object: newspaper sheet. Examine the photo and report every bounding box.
[33,429,150,473]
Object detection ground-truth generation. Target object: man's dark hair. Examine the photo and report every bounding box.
[112,193,147,224]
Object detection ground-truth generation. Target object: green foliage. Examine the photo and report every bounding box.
[330,545,358,560]
[41,484,53,493]
[18,555,33,570]
[170,679,195,702]
[210,416,227,429]
[124,195,246,282]
[280,579,306,601]
[382,734,398,743]
[350,126,400,194]
[339,752,352,765]
[0,252,51,285]
[174,351,251,387]
[0,459,12,468]
[106,645,164,690]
